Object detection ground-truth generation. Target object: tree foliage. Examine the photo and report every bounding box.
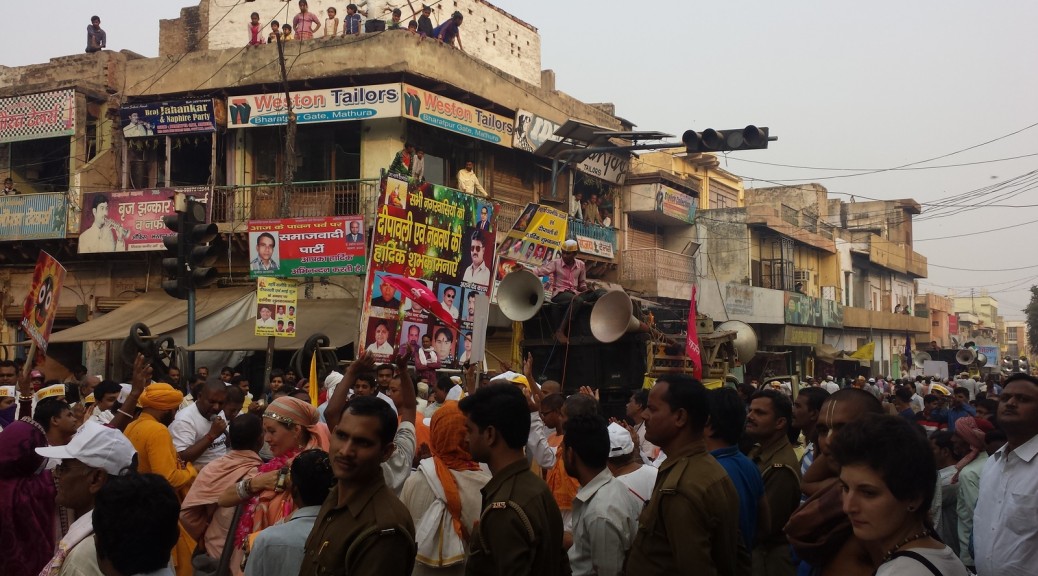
[1026,285,1038,356]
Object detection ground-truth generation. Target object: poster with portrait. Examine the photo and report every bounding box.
[21,251,67,352]
[359,174,498,364]
[255,277,298,337]
[248,216,365,277]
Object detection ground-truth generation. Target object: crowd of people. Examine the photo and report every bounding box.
[247,1,466,50]
[1,349,1035,576]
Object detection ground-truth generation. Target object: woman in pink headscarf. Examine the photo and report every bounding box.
[218,396,328,571]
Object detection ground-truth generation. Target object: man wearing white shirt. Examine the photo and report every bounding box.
[461,233,491,286]
[456,161,487,196]
[169,380,229,469]
[973,373,1038,576]
[256,306,277,329]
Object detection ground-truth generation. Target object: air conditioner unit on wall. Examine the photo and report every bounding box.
[794,270,814,285]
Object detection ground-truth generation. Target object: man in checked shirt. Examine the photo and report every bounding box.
[534,239,588,344]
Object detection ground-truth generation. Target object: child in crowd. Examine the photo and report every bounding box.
[282,23,294,41]
[343,4,362,35]
[247,12,264,46]
[387,8,403,30]
[268,20,281,43]
[407,20,418,33]
[324,7,339,37]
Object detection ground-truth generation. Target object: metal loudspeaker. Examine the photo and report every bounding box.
[497,270,545,322]
[955,348,977,365]
[590,290,644,343]
[716,320,759,364]
[912,351,932,369]
[976,352,987,366]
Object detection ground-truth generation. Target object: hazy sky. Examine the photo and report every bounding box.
[3,1,1037,320]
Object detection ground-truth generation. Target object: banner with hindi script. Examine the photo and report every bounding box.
[493,203,568,303]
[0,89,75,144]
[78,188,209,254]
[254,277,298,337]
[247,216,366,278]
[359,174,498,365]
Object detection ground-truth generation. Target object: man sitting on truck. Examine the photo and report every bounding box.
[534,239,588,344]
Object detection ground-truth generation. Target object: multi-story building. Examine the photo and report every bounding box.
[1003,320,1029,360]
[914,293,954,348]
[953,291,1001,343]
[0,0,633,376]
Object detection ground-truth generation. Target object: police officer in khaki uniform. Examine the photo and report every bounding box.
[625,375,746,576]
[299,395,416,576]
[459,383,570,576]
[746,389,802,576]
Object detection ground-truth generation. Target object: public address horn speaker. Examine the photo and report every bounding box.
[716,320,759,364]
[956,348,977,365]
[913,351,932,369]
[497,270,545,322]
[590,290,645,344]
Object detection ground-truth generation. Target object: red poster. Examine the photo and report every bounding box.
[686,285,703,380]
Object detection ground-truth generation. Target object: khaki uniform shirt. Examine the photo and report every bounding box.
[750,435,801,543]
[299,477,416,576]
[625,440,745,576]
[465,459,570,576]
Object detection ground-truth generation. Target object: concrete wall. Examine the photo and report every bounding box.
[695,209,750,285]
[744,183,830,218]
[126,31,617,131]
[160,0,542,85]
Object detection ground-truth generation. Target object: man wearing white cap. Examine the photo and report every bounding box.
[534,239,588,343]
[35,421,137,576]
[822,375,840,394]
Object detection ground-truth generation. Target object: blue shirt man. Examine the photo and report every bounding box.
[710,445,765,551]
[947,388,977,432]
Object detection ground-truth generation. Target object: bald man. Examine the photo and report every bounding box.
[170,380,229,469]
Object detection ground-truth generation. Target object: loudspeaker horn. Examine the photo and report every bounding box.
[912,351,932,369]
[955,348,977,365]
[497,270,546,322]
[716,320,759,364]
[975,352,987,366]
[590,290,644,343]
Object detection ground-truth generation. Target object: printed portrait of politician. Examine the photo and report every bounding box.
[475,203,493,231]
[79,193,130,253]
[365,318,397,359]
[256,305,277,329]
[462,289,479,324]
[346,219,364,243]
[515,204,536,231]
[432,326,456,365]
[437,284,460,320]
[370,273,402,310]
[399,321,425,351]
[461,230,491,286]
[457,331,473,365]
[250,232,280,272]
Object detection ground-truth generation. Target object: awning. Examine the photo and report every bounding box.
[49,288,254,343]
[186,298,359,351]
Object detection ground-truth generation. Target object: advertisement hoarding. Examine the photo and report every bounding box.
[248,216,366,277]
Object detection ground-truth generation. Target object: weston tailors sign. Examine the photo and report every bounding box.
[402,84,514,148]
[119,99,222,138]
[228,84,401,128]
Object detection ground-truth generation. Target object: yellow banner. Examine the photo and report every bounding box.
[255,277,298,337]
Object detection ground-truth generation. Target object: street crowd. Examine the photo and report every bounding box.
[0,351,1035,576]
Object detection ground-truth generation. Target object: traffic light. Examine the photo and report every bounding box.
[682,125,773,153]
[161,197,219,300]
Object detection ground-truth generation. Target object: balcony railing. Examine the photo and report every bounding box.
[622,248,696,283]
[495,200,525,231]
[568,218,618,251]
[211,179,381,229]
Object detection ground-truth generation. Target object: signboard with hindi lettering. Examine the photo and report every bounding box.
[0,89,76,144]
[359,174,498,365]
[401,84,514,148]
[0,193,67,241]
[119,98,223,138]
[227,84,401,128]
[77,188,208,254]
[254,277,298,337]
[247,216,366,278]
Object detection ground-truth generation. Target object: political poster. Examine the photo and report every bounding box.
[494,203,568,302]
[78,188,208,253]
[247,216,366,278]
[119,98,223,138]
[255,277,298,337]
[360,174,497,365]
[21,251,67,352]
[0,192,67,240]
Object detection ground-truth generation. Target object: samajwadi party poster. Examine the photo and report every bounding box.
[359,174,498,365]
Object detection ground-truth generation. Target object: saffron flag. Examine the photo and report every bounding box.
[380,274,461,330]
[309,348,319,406]
[686,285,703,380]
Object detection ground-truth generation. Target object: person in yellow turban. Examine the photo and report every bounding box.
[124,383,198,576]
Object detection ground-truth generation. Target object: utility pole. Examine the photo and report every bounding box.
[274,32,297,217]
